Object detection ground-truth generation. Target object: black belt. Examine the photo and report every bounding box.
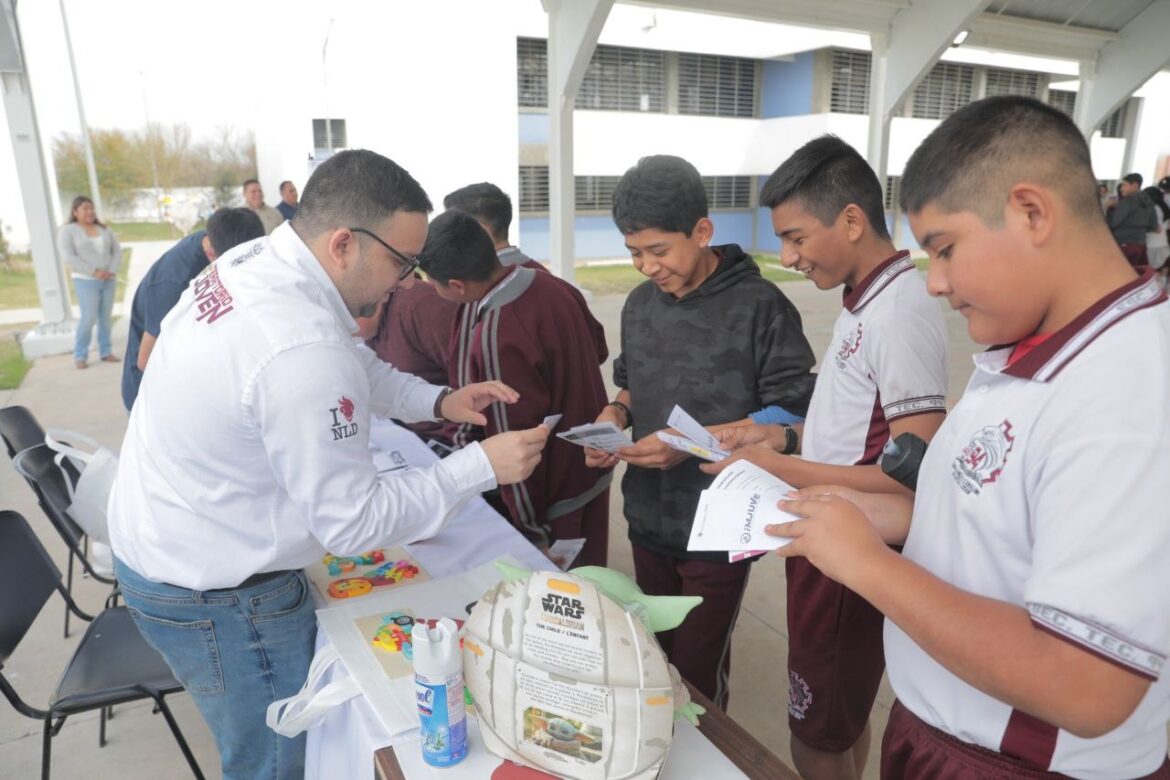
[234,569,297,590]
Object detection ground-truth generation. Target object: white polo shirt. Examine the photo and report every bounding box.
[801,251,947,466]
[886,272,1170,779]
[109,222,496,590]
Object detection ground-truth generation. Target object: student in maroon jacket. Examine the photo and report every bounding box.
[419,208,612,566]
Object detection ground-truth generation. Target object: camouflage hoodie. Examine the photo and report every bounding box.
[613,244,816,559]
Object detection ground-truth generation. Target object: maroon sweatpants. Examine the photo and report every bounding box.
[551,487,609,568]
[631,545,752,711]
[881,700,1170,779]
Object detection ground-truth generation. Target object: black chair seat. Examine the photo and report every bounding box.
[50,607,181,715]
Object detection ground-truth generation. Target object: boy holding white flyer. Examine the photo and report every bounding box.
[584,155,816,710]
[706,136,948,780]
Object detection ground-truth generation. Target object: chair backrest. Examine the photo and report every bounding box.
[0,406,47,458]
[12,444,84,548]
[0,510,62,666]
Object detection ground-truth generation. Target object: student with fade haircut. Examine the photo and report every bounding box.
[586,154,817,710]
[122,207,266,410]
[420,208,612,567]
[444,181,539,268]
[769,96,1170,778]
[707,134,947,780]
[109,150,549,779]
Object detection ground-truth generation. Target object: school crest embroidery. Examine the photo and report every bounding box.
[952,420,1015,495]
[834,323,863,369]
[788,671,812,720]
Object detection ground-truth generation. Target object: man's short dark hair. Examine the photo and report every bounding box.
[206,208,265,255]
[1159,176,1170,192]
[759,134,890,239]
[443,182,512,243]
[1123,173,1143,186]
[418,209,499,285]
[612,155,708,236]
[901,95,1100,224]
[279,180,294,193]
[292,150,433,237]
[242,178,260,190]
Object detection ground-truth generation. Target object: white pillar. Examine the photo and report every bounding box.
[1,0,76,358]
[543,0,612,282]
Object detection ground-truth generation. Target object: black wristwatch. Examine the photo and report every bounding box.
[780,424,798,455]
[608,400,633,430]
[434,387,454,420]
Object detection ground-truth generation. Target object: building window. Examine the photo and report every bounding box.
[677,53,756,117]
[704,176,752,209]
[829,50,871,114]
[911,62,974,120]
[884,176,901,211]
[312,119,346,152]
[1100,99,1131,138]
[984,68,1041,98]
[577,44,666,112]
[519,165,550,212]
[1047,88,1076,117]
[576,175,622,211]
[517,38,548,109]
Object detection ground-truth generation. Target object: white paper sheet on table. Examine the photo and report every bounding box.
[687,460,800,552]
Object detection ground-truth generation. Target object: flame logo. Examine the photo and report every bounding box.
[339,396,355,422]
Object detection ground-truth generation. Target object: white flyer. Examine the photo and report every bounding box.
[666,405,729,460]
[556,421,633,452]
[687,460,799,552]
[656,431,727,462]
[547,537,586,570]
[541,413,563,431]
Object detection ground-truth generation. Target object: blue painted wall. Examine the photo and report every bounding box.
[760,52,815,118]
[519,210,758,260]
[518,112,549,145]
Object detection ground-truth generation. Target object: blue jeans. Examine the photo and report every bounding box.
[73,276,116,360]
[114,558,317,780]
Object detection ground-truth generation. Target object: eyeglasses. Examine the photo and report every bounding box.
[348,227,419,281]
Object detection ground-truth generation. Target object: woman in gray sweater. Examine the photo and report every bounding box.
[58,195,122,368]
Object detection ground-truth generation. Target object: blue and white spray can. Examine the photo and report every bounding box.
[412,617,468,767]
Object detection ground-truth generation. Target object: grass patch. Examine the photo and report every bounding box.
[110,221,182,242]
[0,248,133,310]
[0,337,30,389]
[573,255,807,296]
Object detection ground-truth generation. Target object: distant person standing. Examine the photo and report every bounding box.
[1107,173,1158,267]
[121,208,265,410]
[276,180,299,221]
[1144,185,1170,272]
[243,179,284,235]
[443,182,540,268]
[58,195,122,369]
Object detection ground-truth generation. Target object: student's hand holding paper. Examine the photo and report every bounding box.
[617,429,691,470]
[789,485,915,546]
[771,492,894,589]
[583,406,623,469]
[442,381,520,425]
[481,426,549,485]
[717,423,789,452]
[699,443,784,475]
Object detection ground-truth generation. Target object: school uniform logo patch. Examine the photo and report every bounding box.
[952,420,1015,495]
[834,324,863,369]
[788,671,812,720]
[328,396,359,441]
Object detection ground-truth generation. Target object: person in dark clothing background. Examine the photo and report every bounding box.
[1107,172,1159,267]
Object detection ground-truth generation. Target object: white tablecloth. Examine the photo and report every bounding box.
[304,419,745,779]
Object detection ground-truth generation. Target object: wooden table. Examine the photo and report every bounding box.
[375,680,799,780]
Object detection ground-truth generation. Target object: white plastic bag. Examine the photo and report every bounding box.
[43,428,118,545]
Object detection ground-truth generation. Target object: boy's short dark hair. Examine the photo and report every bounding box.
[1123,173,1143,186]
[1159,176,1170,192]
[759,134,890,239]
[293,149,433,238]
[418,209,499,284]
[901,95,1100,224]
[443,183,512,243]
[206,208,265,255]
[279,180,295,193]
[612,155,708,236]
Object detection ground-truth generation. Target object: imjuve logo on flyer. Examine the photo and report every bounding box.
[328,396,359,441]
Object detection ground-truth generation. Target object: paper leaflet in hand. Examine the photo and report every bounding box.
[658,405,728,462]
[687,459,799,552]
[541,414,563,431]
[547,537,586,570]
[556,421,633,453]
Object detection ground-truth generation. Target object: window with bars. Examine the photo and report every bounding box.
[677,53,756,117]
[1100,99,1131,138]
[1047,88,1077,117]
[984,68,1041,98]
[312,119,346,152]
[576,44,666,111]
[517,38,548,108]
[911,62,974,120]
[576,176,623,211]
[519,166,550,212]
[884,176,900,211]
[704,176,753,209]
[829,50,871,114]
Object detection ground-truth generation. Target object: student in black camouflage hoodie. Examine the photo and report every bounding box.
[584,155,816,711]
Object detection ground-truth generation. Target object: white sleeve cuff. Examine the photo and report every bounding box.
[438,440,497,494]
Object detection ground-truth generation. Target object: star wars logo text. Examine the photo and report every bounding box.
[542,593,585,620]
[328,396,359,441]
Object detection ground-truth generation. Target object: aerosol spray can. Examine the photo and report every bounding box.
[412,617,468,767]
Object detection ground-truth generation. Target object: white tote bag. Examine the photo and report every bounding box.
[43,428,118,545]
